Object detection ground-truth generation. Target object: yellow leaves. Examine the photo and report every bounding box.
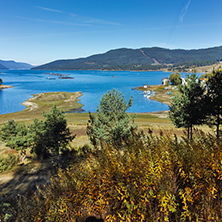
[14,131,222,221]
[211,187,217,195]
[158,191,178,219]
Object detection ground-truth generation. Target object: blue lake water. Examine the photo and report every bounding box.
[0,70,186,114]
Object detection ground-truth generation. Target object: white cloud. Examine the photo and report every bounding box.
[36,6,65,14]
[36,6,120,26]
[179,0,191,22]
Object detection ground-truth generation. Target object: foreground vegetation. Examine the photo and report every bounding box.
[1,130,222,221]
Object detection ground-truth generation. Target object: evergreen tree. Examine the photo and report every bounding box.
[169,72,181,85]
[169,73,205,139]
[205,69,222,138]
[0,106,75,160]
[87,89,136,148]
[0,120,32,162]
[29,118,49,159]
[0,119,17,141]
[31,105,75,159]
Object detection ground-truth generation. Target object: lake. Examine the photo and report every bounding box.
[0,70,186,114]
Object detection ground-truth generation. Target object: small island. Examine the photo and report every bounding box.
[22,91,84,113]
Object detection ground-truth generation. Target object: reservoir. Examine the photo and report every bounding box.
[0,70,186,114]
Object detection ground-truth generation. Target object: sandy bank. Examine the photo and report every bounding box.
[0,85,13,89]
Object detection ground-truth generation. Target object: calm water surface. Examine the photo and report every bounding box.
[0,70,186,114]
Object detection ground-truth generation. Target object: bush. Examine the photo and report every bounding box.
[0,153,19,173]
[8,130,222,221]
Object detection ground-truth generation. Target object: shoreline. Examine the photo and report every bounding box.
[21,91,84,112]
[0,85,13,89]
[135,84,177,106]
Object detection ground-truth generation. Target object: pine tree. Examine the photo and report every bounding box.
[205,69,222,138]
[170,72,181,85]
[87,89,136,148]
[0,120,32,162]
[31,105,75,159]
[169,73,205,139]
[0,106,75,160]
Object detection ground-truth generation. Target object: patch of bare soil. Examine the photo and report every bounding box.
[22,101,39,111]
[71,128,87,136]
[0,160,52,195]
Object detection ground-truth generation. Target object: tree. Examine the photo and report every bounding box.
[0,78,2,85]
[169,72,181,85]
[0,119,17,141]
[0,106,75,160]
[0,120,32,162]
[31,105,75,159]
[169,73,205,139]
[87,89,136,148]
[204,69,222,138]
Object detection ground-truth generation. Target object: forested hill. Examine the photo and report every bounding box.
[33,46,222,71]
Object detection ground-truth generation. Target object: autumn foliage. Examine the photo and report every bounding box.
[1,129,222,221]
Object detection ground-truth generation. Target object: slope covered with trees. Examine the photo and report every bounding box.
[33,46,222,70]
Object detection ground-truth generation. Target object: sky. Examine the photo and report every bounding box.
[0,0,222,65]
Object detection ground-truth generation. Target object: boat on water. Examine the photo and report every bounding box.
[47,77,56,80]
[143,90,155,98]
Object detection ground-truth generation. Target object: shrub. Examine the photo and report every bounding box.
[0,153,19,173]
[9,130,222,221]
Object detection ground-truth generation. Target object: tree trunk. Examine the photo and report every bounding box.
[187,127,190,140]
[191,125,193,140]
[216,113,220,139]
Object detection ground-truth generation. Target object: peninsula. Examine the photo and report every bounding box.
[136,84,178,106]
[0,85,13,89]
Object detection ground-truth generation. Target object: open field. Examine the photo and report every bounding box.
[0,90,213,195]
[161,61,222,73]
[191,62,222,73]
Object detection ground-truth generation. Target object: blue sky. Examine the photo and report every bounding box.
[1,0,221,65]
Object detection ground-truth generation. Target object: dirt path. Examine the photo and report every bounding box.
[0,161,52,195]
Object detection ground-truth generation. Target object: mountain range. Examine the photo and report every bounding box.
[32,46,222,71]
[0,60,33,70]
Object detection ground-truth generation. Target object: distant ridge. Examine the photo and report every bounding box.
[0,60,33,69]
[0,63,8,70]
[33,46,222,71]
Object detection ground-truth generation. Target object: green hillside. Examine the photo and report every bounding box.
[33,46,222,70]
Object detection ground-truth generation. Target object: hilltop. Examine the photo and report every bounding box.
[32,46,222,71]
[0,60,33,70]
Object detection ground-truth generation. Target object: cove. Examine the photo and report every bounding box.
[0,70,186,115]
